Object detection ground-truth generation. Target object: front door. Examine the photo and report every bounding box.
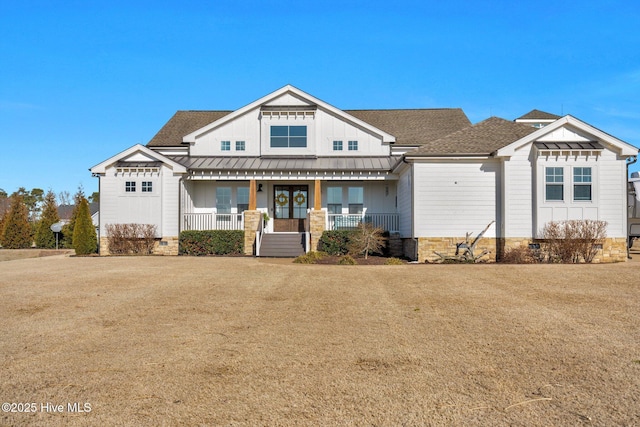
[274,185,308,232]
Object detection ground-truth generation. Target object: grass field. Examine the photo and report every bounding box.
[1,252,639,425]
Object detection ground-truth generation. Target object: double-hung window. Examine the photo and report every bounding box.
[216,187,232,214]
[237,187,249,213]
[327,187,342,214]
[270,126,307,148]
[573,167,592,201]
[221,140,231,151]
[333,140,343,151]
[348,187,363,214]
[545,167,563,201]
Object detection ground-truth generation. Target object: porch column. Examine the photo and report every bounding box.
[314,179,321,210]
[249,179,257,210]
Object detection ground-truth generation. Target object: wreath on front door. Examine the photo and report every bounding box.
[294,192,306,206]
[275,192,289,207]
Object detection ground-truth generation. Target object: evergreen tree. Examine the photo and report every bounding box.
[35,190,60,248]
[72,197,97,255]
[1,194,32,248]
[61,188,83,248]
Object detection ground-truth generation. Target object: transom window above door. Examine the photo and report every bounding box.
[270,126,307,148]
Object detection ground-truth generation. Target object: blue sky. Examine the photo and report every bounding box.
[1,0,640,196]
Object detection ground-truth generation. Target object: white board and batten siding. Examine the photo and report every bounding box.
[502,145,534,238]
[412,160,501,238]
[99,163,184,238]
[534,148,627,238]
[189,98,390,158]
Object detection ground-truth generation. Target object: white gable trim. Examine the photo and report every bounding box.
[90,144,187,174]
[182,85,396,144]
[496,115,638,157]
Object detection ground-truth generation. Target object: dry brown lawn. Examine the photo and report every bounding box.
[0,252,639,426]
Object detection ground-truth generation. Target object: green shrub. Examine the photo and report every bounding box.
[384,257,404,265]
[318,230,356,255]
[338,255,357,265]
[1,194,32,248]
[34,190,60,249]
[72,197,98,255]
[293,251,327,264]
[179,230,244,255]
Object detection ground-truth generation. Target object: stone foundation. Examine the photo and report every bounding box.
[418,237,497,263]
[98,236,179,256]
[416,236,628,263]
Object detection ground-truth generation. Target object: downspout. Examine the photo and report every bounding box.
[400,156,419,262]
[178,176,183,236]
[626,156,637,259]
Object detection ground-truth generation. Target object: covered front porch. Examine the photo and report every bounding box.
[181,179,400,234]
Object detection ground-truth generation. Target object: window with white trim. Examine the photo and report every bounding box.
[348,140,358,151]
[573,167,592,201]
[125,181,136,192]
[216,187,232,214]
[270,126,307,148]
[348,187,363,214]
[327,187,342,214]
[221,140,231,151]
[545,167,563,201]
[333,140,343,151]
[235,141,245,151]
[237,187,249,213]
[141,181,153,193]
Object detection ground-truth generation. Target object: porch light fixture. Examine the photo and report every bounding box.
[258,184,263,192]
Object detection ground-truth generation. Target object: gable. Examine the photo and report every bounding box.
[264,92,314,107]
[90,144,187,174]
[497,115,638,158]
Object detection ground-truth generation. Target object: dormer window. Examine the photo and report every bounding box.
[270,126,307,148]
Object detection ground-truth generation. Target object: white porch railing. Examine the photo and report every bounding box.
[183,213,244,231]
[328,213,399,232]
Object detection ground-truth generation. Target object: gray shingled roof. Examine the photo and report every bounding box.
[407,117,538,156]
[146,109,470,147]
[147,111,231,147]
[517,109,561,121]
[345,109,471,146]
[168,156,401,172]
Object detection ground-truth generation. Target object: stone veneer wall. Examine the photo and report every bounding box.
[308,210,326,251]
[418,237,497,263]
[98,236,179,256]
[416,236,628,263]
[243,210,262,256]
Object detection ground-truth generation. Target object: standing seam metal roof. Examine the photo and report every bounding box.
[168,156,401,171]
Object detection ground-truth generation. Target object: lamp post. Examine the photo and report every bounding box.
[50,222,63,250]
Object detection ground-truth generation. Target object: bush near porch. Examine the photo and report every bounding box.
[318,228,390,257]
[179,230,244,256]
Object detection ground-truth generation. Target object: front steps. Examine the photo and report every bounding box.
[259,233,306,257]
